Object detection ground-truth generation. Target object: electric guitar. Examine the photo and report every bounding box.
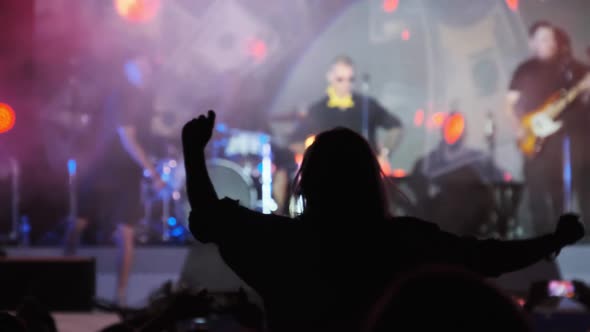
[518,73,590,158]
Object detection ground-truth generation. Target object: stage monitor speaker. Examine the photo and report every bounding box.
[0,257,95,311]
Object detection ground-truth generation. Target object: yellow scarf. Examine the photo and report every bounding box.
[326,86,354,110]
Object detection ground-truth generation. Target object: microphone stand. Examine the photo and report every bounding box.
[360,73,370,141]
[485,110,523,239]
[66,77,80,226]
[485,110,496,180]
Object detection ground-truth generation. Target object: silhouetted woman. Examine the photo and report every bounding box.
[182,111,584,332]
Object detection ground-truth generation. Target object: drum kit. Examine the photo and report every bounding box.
[137,126,277,243]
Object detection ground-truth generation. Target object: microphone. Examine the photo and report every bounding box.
[484,110,495,140]
[360,73,370,92]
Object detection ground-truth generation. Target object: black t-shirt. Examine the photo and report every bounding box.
[292,94,401,151]
[189,198,563,332]
[509,57,589,136]
[95,72,154,180]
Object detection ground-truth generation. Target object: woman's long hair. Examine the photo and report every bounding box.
[293,128,391,220]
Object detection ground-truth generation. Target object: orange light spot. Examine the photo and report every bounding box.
[294,153,304,166]
[248,38,268,63]
[0,103,16,134]
[383,0,399,13]
[414,109,424,127]
[427,112,447,129]
[114,0,160,23]
[392,168,407,178]
[304,135,316,149]
[513,297,526,307]
[443,113,465,145]
[505,0,519,12]
[401,28,410,41]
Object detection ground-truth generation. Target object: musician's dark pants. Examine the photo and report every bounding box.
[571,134,590,232]
[523,135,564,235]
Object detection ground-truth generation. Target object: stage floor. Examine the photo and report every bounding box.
[5,243,590,305]
[52,312,120,332]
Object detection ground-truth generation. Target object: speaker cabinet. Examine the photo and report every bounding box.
[0,257,95,311]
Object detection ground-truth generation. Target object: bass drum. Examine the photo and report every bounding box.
[176,158,258,220]
[205,158,257,208]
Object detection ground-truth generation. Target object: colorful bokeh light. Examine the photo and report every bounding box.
[443,113,465,145]
[427,112,447,129]
[401,28,411,41]
[248,38,269,63]
[114,0,161,23]
[414,109,425,127]
[295,153,304,166]
[304,135,316,149]
[0,103,16,134]
[505,0,519,12]
[392,168,407,178]
[383,0,399,13]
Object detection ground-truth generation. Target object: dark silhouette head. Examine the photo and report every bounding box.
[295,127,390,219]
[16,296,57,332]
[0,312,25,332]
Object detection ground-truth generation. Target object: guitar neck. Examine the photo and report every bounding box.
[545,82,584,119]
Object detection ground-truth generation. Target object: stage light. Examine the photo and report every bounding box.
[67,159,77,176]
[295,153,304,166]
[427,112,447,129]
[505,0,519,12]
[0,103,16,134]
[392,168,407,178]
[383,0,399,13]
[293,136,314,167]
[171,226,184,237]
[114,0,160,23]
[248,38,268,63]
[414,109,425,127]
[380,158,392,176]
[401,28,411,41]
[304,135,316,149]
[216,123,228,133]
[443,113,465,145]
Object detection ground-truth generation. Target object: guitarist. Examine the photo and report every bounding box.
[506,21,590,235]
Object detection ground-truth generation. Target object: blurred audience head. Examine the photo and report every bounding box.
[365,265,531,332]
[0,312,25,332]
[16,296,57,332]
[295,127,389,220]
